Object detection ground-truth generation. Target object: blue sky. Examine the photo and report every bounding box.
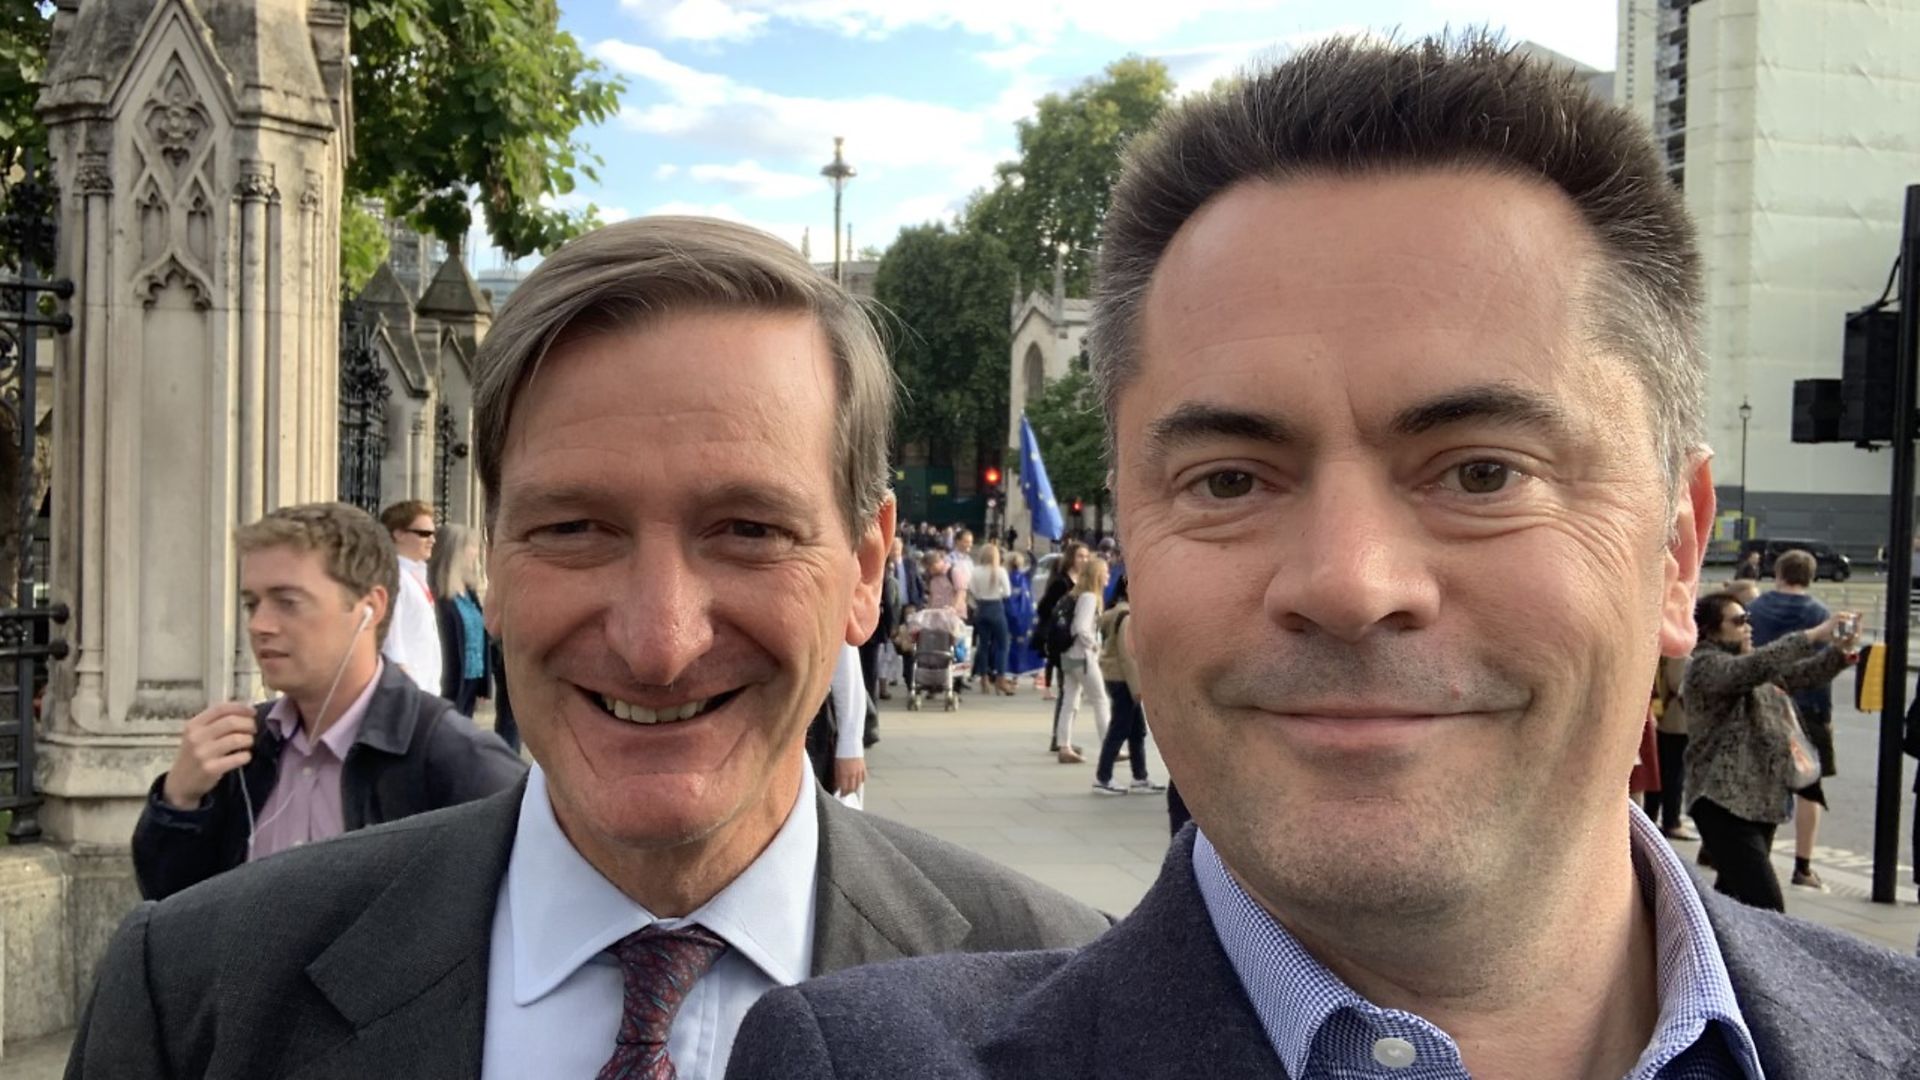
[480,0,1619,271]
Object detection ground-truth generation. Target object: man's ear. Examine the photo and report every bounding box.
[846,498,897,646]
[1659,453,1715,658]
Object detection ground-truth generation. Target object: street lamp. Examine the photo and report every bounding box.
[1738,397,1753,537]
[820,137,856,286]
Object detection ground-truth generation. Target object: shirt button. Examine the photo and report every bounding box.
[302,765,314,776]
[1372,1037,1418,1069]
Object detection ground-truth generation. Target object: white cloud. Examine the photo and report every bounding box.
[618,0,1278,44]
[654,163,682,180]
[1153,26,1377,94]
[594,40,1013,185]
[620,0,770,42]
[977,42,1050,71]
[685,160,823,200]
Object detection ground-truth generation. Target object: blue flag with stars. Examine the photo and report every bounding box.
[1019,414,1065,541]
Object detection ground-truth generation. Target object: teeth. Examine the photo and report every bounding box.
[598,693,711,725]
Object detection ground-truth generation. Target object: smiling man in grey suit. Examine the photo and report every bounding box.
[66,217,1108,1080]
[727,34,1920,1080]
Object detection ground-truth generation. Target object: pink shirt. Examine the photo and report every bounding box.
[248,663,384,861]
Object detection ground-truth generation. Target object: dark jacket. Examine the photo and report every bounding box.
[71,783,1111,1079]
[434,589,493,703]
[130,663,527,901]
[869,565,903,648]
[725,826,1920,1080]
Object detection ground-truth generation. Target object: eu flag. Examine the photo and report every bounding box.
[1019,414,1065,541]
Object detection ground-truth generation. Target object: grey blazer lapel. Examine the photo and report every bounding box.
[290,782,525,1079]
[810,792,971,975]
[1702,888,1920,1078]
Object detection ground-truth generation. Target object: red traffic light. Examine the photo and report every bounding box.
[983,466,1002,487]
[1070,498,1084,513]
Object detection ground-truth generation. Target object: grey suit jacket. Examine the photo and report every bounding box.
[726,827,1920,1080]
[65,782,1110,1080]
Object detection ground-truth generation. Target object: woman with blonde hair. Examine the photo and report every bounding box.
[1053,556,1111,763]
[428,524,494,722]
[970,542,1014,694]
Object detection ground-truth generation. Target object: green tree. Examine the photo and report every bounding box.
[1020,362,1106,513]
[873,222,1016,463]
[349,0,623,258]
[338,196,391,298]
[967,56,1174,297]
[0,0,52,269]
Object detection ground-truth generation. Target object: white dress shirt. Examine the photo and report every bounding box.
[380,555,442,695]
[480,764,820,1080]
[829,641,867,762]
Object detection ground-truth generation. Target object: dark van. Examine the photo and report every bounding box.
[1737,538,1852,582]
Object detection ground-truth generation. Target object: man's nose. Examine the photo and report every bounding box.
[603,542,716,688]
[1263,467,1440,643]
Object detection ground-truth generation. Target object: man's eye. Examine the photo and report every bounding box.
[535,520,594,537]
[1203,471,1255,499]
[1453,461,1514,494]
[727,521,776,540]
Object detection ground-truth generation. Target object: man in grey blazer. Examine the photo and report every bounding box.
[67,217,1107,1080]
[727,34,1920,1080]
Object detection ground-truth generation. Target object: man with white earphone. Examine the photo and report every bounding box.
[130,502,526,902]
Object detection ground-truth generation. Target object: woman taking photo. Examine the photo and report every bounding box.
[1683,590,1858,911]
[969,543,1015,694]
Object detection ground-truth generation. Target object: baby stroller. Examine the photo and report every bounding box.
[906,607,972,712]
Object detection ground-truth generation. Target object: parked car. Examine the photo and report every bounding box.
[1737,538,1852,582]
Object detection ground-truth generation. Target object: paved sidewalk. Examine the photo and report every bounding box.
[863,684,1920,955]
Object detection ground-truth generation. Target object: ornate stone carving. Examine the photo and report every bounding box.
[138,256,213,311]
[143,59,211,179]
[74,152,112,195]
[235,163,276,202]
[300,169,323,211]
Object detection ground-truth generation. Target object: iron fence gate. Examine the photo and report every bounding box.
[432,401,466,525]
[338,300,390,516]
[0,154,73,843]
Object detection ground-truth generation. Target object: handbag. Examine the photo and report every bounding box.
[1783,704,1822,790]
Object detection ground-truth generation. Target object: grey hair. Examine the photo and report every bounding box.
[1090,32,1707,488]
[472,216,897,541]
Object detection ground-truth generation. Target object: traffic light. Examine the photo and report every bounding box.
[982,466,1002,488]
[1070,498,1084,514]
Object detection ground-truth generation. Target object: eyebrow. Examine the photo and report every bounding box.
[1141,404,1298,468]
[496,479,820,527]
[1139,383,1575,467]
[1388,383,1576,440]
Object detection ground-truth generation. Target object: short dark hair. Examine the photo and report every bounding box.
[1091,32,1705,486]
[380,500,434,534]
[1774,550,1816,587]
[1693,591,1744,641]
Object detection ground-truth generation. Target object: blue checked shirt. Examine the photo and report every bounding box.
[1194,804,1766,1079]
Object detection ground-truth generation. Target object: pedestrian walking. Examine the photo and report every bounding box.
[1090,577,1164,795]
[1745,549,1844,890]
[1684,590,1858,911]
[860,536,903,706]
[1734,550,1763,580]
[1643,654,1693,839]
[429,523,492,718]
[969,542,1014,694]
[1054,556,1111,764]
[1036,540,1088,740]
[1005,552,1046,679]
[379,500,445,695]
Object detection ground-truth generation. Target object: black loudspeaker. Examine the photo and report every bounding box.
[1840,307,1900,442]
[1793,378,1844,444]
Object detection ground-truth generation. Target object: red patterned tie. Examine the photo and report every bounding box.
[596,924,730,1080]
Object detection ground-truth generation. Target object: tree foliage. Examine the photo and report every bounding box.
[348,0,622,258]
[1020,362,1106,509]
[873,223,1016,459]
[338,196,390,298]
[0,0,47,176]
[966,56,1174,297]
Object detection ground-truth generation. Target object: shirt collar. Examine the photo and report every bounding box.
[505,761,820,1006]
[1194,804,1764,1080]
[264,660,385,758]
